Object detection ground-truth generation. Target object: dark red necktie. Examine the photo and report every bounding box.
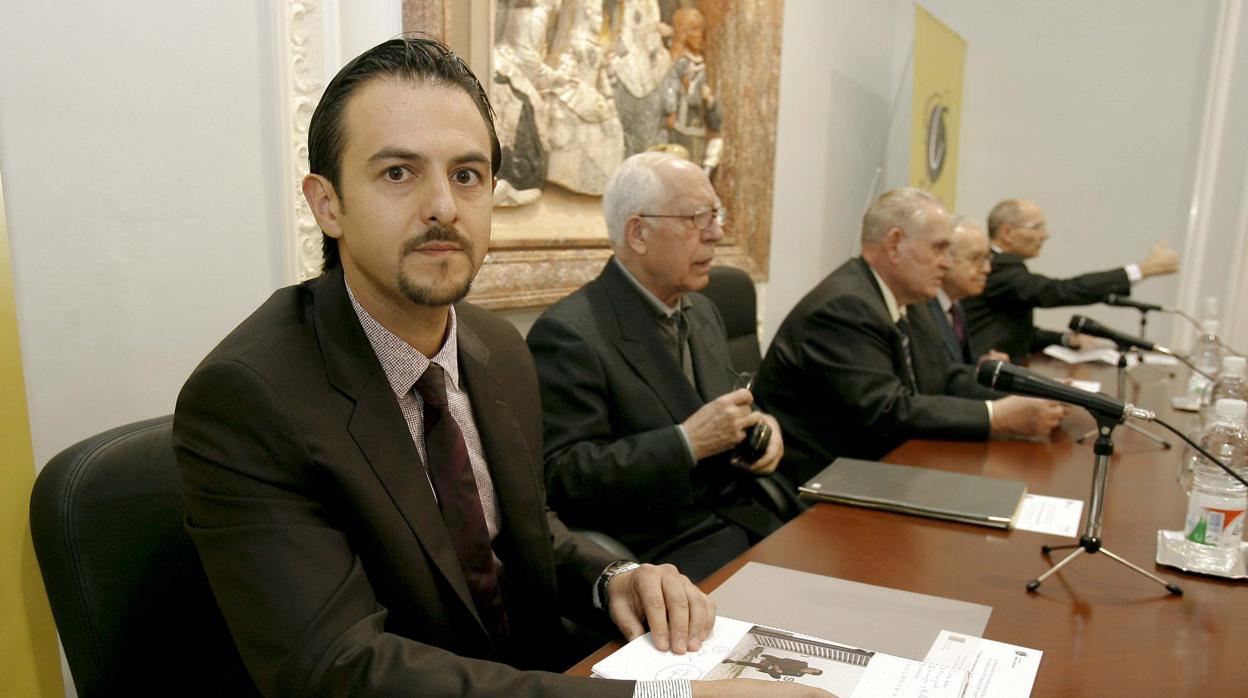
[950,302,972,362]
[414,363,508,642]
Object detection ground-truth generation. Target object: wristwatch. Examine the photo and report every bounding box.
[595,560,641,610]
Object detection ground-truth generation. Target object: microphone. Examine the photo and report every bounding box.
[1104,294,1164,312]
[1069,315,1165,353]
[977,360,1155,422]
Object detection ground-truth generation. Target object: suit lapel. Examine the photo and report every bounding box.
[599,260,703,421]
[455,318,554,595]
[928,298,963,362]
[311,269,480,630]
[687,300,736,401]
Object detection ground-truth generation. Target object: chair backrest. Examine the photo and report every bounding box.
[700,265,763,374]
[30,416,259,696]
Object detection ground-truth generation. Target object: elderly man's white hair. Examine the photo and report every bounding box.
[602,151,683,247]
[950,214,984,236]
[861,187,946,244]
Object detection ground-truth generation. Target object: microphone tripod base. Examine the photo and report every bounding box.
[1029,415,1183,597]
[1026,535,1183,595]
[1076,420,1172,449]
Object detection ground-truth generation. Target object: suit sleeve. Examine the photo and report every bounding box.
[174,359,633,698]
[985,264,1130,309]
[527,314,695,514]
[804,296,991,444]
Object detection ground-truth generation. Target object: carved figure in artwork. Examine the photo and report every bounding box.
[608,0,671,157]
[544,0,626,195]
[663,7,723,175]
[491,0,562,207]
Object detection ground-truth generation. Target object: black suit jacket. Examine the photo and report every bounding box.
[527,258,772,556]
[173,267,630,698]
[961,250,1130,362]
[927,298,972,364]
[754,258,998,485]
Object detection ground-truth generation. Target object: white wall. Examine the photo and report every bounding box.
[0,2,287,470]
[764,0,901,346]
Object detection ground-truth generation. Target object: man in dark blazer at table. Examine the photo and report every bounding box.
[754,188,1065,485]
[961,198,1180,362]
[926,215,1010,366]
[173,38,815,698]
[527,152,786,582]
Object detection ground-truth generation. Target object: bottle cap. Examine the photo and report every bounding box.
[1223,356,1246,377]
[1202,319,1220,334]
[1214,398,1247,419]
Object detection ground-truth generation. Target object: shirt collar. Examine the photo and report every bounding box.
[868,266,906,323]
[345,278,461,397]
[612,257,693,319]
[935,288,954,314]
[990,244,1003,254]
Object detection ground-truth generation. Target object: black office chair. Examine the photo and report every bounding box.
[29,416,259,696]
[701,265,806,522]
[700,265,764,374]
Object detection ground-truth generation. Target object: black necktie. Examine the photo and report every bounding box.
[414,363,508,641]
[672,308,695,386]
[895,316,919,392]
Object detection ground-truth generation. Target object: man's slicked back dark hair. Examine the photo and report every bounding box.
[308,34,501,272]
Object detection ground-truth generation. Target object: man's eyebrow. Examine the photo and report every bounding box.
[368,147,424,163]
[366,148,491,168]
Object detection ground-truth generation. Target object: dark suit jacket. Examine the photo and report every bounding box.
[961,250,1130,362]
[927,298,972,365]
[527,258,772,557]
[173,267,630,698]
[754,258,998,485]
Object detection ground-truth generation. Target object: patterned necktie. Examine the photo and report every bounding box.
[895,316,919,392]
[414,363,509,641]
[950,302,971,362]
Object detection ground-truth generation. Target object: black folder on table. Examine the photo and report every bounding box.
[799,458,1027,529]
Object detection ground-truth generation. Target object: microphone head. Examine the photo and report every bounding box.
[976,359,1005,389]
[1069,315,1089,332]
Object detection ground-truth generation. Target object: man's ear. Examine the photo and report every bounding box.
[624,215,649,255]
[302,174,343,239]
[883,226,905,262]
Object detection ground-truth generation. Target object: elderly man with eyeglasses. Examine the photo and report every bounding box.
[960,198,1179,362]
[527,152,786,582]
[920,215,1011,366]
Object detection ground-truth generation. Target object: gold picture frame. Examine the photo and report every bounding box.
[403,0,783,309]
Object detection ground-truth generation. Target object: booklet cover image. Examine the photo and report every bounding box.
[706,625,875,695]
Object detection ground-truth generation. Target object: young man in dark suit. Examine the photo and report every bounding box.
[754,188,1065,485]
[174,37,821,698]
[961,198,1179,362]
[527,152,786,582]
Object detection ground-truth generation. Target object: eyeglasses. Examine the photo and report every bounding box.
[1015,221,1046,231]
[638,206,728,231]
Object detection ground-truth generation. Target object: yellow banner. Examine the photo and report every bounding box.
[0,173,64,695]
[909,4,967,209]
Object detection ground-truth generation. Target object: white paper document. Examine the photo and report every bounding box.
[1042,345,1121,365]
[1012,494,1083,537]
[1068,379,1101,393]
[923,631,1042,698]
[593,616,969,697]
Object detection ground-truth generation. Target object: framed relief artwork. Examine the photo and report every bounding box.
[403,0,783,309]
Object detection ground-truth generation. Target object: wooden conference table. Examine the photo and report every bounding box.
[569,359,1247,695]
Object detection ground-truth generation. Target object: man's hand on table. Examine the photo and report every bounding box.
[990,395,1066,437]
[607,563,715,653]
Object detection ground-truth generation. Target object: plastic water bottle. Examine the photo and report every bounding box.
[1185,320,1222,404]
[1200,356,1248,427]
[1183,398,1248,573]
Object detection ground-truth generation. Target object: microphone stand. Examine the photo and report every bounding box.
[1028,413,1184,596]
[1123,307,1175,383]
[1076,342,1172,449]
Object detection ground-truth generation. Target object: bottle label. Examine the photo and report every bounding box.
[1184,500,1245,546]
